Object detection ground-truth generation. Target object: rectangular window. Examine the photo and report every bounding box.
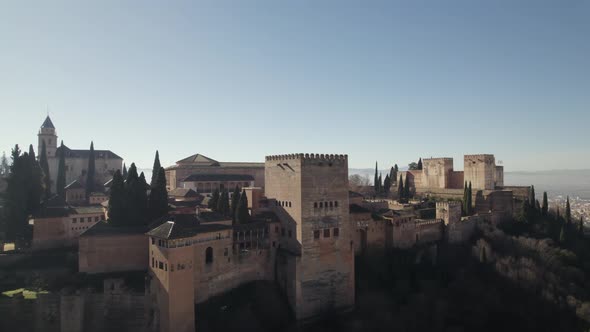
[272,241,276,247]
[159,261,163,269]
[333,228,340,237]
[288,230,292,238]
[80,218,84,223]
[314,230,320,239]
[151,257,154,267]
[335,201,339,207]
[171,264,174,272]
[94,217,99,222]
[151,238,155,245]
[87,217,92,222]
[165,264,167,271]
[323,229,330,238]
[72,218,77,223]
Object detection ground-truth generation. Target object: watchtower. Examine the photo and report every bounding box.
[464,154,496,190]
[265,153,355,320]
[436,201,462,225]
[38,115,58,159]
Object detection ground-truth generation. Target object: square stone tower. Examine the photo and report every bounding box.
[464,154,496,190]
[422,158,454,189]
[265,153,355,320]
[436,201,462,225]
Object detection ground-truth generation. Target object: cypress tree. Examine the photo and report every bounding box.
[85,141,96,201]
[209,189,220,211]
[217,189,230,216]
[148,167,169,222]
[383,174,391,193]
[122,163,128,180]
[150,150,161,187]
[542,192,548,216]
[579,216,584,236]
[124,163,146,226]
[417,158,423,170]
[4,146,28,244]
[535,199,541,212]
[231,186,240,223]
[378,173,383,193]
[398,174,404,200]
[26,146,43,215]
[374,162,379,193]
[463,181,468,216]
[559,225,566,244]
[136,172,149,225]
[467,182,473,215]
[56,141,66,201]
[565,196,572,224]
[235,189,249,224]
[0,151,9,176]
[108,170,126,226]
[529,185,536,210]
[404,175,411,199]
[39,140,51,199]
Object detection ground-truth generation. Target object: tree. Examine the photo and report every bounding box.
[377,173,383,193]
[529,185,536,211]
[108,170,126,225]
[349,174,371,191]
[39,141,51,199]
[463,181,468,216]
[417,158,423,170]
[374,161,379,193]
[85,141,96,201]
[209,189,220,211]
[0,151,9,176]
[123,164,149,226]
[56,141,66,201]
[148,167,168,222]
[565,196,572,224]
[122,163,128,180]
[467,181,473,215]
[579,216,584,236]
[231,186,240,223]
[4,146,28,244]
[235,189,249,224]
[150,151,161,187]
[383,174,391,193]
[559,225,566,244]
[404,174,411,199]
[542,192,548,216]
[398,174,404,200]
[217,189,230,216]
[408,162,419,170]
[26,145,43,215]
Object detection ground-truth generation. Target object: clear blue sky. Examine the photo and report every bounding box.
[1,0,589,171]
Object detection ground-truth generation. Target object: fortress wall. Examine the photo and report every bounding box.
[449,171,465,189]
[79,233,148,274]
[464,155,496,190]
[447,217,478,244]
[416,220,443,244]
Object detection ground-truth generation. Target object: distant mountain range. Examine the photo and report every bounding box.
[349,168,590,200]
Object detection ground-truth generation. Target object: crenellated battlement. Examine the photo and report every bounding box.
[436,201,461,208]
[423,157,453,162]
[266,153,348,162]
[464,154,495,163]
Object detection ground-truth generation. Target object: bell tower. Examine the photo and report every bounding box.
[38,115,57,159]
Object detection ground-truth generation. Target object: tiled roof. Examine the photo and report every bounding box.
[176,154,220,165]
[169,188,200,198]
[80,221,147,237]
[41,115,55,129]
[65,180,84,190]
[147,218,231,240]
[56,144,122,160]
[181,174,255,182]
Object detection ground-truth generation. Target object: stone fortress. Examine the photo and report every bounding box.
[23,116,531,331]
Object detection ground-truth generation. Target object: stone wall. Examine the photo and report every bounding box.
[464,154,496,190]
[422,158,453,189]
[32,213,104,251]
[449,171,465,189]
[79,233,148,274]
[0,293,148,332]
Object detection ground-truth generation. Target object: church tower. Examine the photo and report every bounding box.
[38,115,57,159]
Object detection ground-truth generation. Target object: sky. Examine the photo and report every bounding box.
[1,0,589,172]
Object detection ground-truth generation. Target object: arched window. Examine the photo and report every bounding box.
[205,247,213,264]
